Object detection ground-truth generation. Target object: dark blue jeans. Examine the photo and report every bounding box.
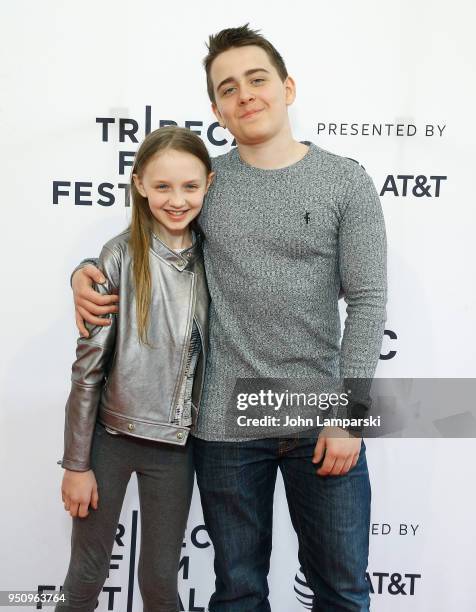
[194,434,371,612]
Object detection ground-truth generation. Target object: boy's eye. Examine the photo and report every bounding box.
[222,86,236,96]
[252,78,265,85]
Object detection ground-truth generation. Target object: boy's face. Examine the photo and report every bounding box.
[210,45,295,146]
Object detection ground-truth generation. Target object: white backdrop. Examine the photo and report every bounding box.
[1,1,476,610]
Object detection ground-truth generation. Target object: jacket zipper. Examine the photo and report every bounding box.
[193,316,206,412]
[169,274,196,421]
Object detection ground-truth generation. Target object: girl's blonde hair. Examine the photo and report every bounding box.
[129,126,212,345]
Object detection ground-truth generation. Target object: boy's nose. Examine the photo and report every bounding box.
[239,88,256,104]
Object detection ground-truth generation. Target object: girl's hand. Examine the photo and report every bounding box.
[61,469,99,518]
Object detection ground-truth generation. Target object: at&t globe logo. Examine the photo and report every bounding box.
[294,567,313,609]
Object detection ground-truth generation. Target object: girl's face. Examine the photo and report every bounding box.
[133,149,213,241]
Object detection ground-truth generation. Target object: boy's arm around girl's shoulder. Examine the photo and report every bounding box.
[62,245,121,472]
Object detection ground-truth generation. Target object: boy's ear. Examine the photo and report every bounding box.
[284,75,297,106]
[132,173,146,198]
[212,103,226,129]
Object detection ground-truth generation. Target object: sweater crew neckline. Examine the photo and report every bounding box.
[233,141,317,175]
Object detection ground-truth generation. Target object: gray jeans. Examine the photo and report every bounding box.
[57,423,194,612]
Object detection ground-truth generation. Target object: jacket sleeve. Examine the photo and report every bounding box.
[337,166,387,422]
[62,246,120,471]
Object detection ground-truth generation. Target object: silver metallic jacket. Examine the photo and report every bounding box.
[62,229,209,472]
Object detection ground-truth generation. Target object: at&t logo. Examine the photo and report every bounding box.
[294,566,421,608]
[294,568,313,609]
[380,174,446,197]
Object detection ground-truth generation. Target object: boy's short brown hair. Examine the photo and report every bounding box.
[203,24,288,103]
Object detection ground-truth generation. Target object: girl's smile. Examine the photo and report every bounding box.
[163,208,191,221]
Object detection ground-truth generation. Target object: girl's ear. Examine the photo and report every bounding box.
[132,173,147,198]
[206,171,216,192]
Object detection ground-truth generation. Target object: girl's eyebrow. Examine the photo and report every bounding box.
[152,178,203,183]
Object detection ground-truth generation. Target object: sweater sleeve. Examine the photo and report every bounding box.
[337,166,387,418]
[62,246,120,471]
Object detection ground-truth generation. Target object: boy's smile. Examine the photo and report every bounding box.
[240,107,264,120]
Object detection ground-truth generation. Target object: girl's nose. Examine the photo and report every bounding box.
[169,191,186,207]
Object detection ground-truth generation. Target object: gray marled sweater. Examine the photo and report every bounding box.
[194,142,387,441]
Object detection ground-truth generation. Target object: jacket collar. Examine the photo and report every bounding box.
[150,231,202,272]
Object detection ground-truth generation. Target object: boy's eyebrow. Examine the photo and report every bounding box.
[216,68,270,92]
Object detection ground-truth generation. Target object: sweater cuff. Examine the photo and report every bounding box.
[335,378,373,434]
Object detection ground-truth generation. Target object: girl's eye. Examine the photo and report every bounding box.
[186,184,199,190]
[156,184,168,190]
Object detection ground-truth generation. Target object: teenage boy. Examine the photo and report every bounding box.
[71,25,386,612]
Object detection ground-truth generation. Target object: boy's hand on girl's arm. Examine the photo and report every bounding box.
[312,426,361,477]
[72,264,119,337]
[61,469,99,518]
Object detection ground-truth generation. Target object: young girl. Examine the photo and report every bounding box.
[58,126,213,612]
